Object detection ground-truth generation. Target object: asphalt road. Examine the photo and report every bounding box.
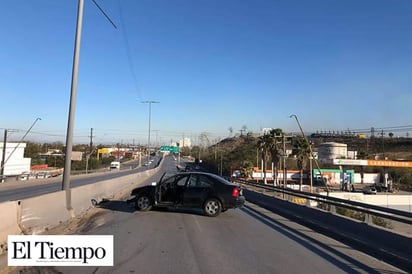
[2,156,404,274]
[0,156,159,202]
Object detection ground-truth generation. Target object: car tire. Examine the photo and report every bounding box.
[135,195,153,211]
[203,198,222,217]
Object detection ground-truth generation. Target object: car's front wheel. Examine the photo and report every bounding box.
[203,198,221,217]
[135,195,153,211]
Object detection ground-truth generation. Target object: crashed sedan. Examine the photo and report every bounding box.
[129,172,245,217]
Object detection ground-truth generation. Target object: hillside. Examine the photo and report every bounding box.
[201,135,412,190]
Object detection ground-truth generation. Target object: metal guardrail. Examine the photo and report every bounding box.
[235,179,412,272]
[235,179,412,228]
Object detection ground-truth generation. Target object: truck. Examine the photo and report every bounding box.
[110,161,120,170]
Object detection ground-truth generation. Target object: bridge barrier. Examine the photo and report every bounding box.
[0,201,21,255]
[70,167,159,218]
[0,157,163,254]
[240,181,412,272]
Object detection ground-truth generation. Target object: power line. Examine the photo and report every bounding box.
[92,0,118,29]
[118,0,143,101]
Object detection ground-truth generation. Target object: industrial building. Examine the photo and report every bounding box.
[0,142,31,176]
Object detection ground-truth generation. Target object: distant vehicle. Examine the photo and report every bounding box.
[362,185,377,195]
[36,172,51,179]
[231,170,245,178]
[110,161,120,169]
[129,172,245,217]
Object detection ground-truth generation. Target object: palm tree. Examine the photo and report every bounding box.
[293,137,310,191]
[240,160,254,179]
[257,133,272,184]
[357,150,368,184]
[269,128,284,185]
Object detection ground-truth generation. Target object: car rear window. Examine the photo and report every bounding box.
[208,173,236,185]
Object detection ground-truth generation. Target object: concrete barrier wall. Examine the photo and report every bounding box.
[19,191,70,235]
[1,158,164,253]
[0,201,21,254]
[328,192,412,213]
[70,167,159,217]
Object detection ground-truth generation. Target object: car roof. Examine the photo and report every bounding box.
[181,172,236,185]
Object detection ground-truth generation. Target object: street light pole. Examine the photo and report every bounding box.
[61,0,84,219]
[290,114,329,193]
[142,100,159,166]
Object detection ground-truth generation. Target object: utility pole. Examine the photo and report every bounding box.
[142,100,159,166]
[283,134,287,191]
[89,128,94,152]
[0,130,8,182]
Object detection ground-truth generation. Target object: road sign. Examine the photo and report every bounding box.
[160,146,179,153]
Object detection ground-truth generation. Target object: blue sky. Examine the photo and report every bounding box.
[1,0,412,145]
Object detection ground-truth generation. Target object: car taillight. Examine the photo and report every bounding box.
[232,187,240,198]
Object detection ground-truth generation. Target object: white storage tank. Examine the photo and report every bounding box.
[317,142,347,163]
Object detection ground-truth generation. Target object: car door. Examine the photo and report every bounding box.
[158,174,189,204]
[182,174,213,207]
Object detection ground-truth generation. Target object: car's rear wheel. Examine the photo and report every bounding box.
[135,195,152,211]
[203,198,221,217]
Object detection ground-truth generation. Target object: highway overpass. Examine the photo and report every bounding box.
[0,155,410,273]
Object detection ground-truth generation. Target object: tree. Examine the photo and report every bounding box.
[257,133,273,184]
[228,127,233,137]
[357,150,368,184]
[292,137,310,190]
[240,160,254,179]
[191,146,201,159]
[24,142,42,159]
[268,128,284,185]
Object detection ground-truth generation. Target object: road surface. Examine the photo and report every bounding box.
[1,156,404,274]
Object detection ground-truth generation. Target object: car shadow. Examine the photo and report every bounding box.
[92,199,207,216]
[93,199,136,213]
[151,206,206,217]
[241,205,389,274]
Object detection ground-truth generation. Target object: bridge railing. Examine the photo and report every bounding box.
[235,179,412,232]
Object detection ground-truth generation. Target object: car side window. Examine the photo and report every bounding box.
[176,175,188,186]
[162,176,175,186]
[188,175,212,188]
[198,175,212,187]
[187,175,199,188]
